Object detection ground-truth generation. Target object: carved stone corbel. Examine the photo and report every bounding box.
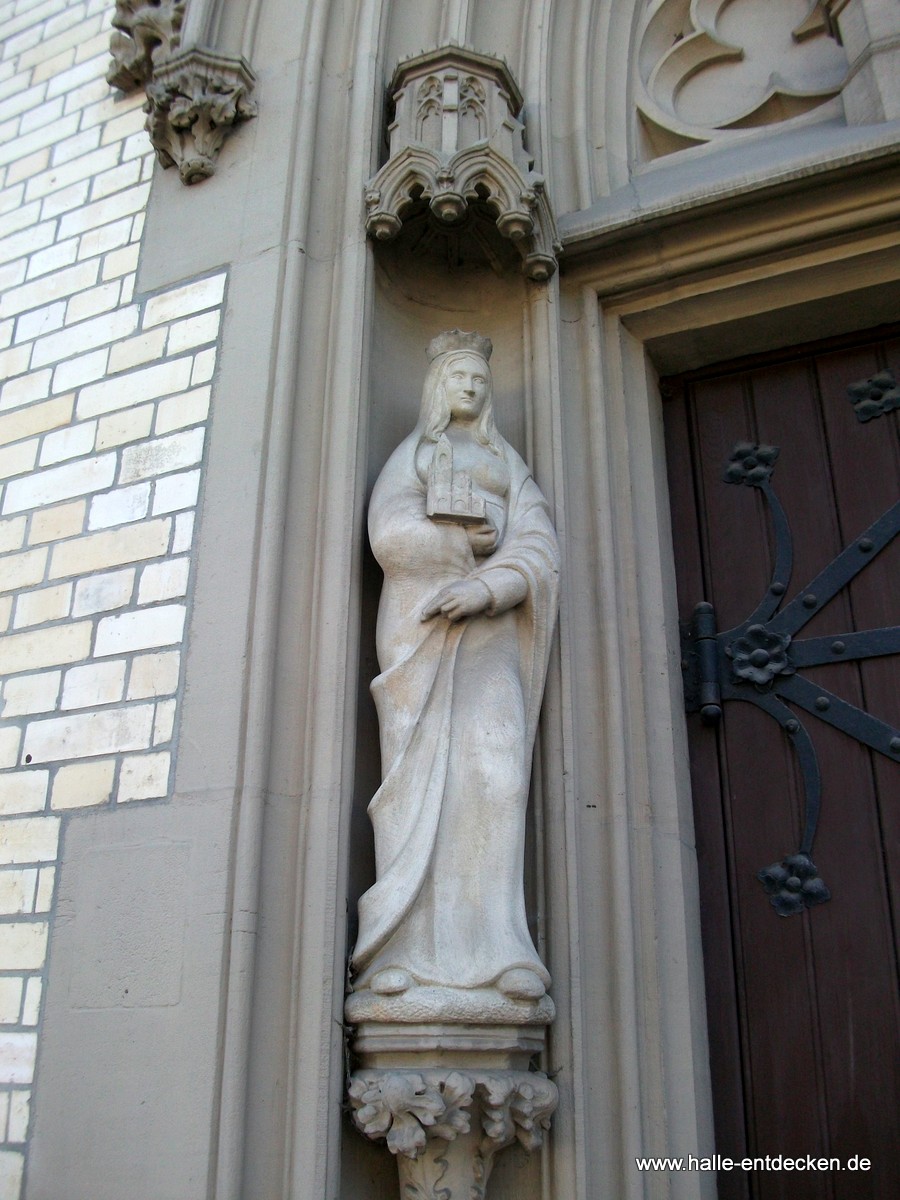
[364,46,562,281]
[143,48,257,184]
[107,0,185,92]
[107,3,258,184]
[349,1068,558,1199]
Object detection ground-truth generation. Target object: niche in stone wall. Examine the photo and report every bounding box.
[340,40,561,1197]
[634,0,848,161]
[342,186,548,1200]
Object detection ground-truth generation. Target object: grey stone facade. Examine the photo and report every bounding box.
[0,2,898,1197]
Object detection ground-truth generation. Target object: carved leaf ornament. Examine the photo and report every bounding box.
[107,0,185,92]
[636,0,848,156]
[107,4,257,184]
[349,1072,468,1156]
[349,1069,558,1160]
[144,50,257,184]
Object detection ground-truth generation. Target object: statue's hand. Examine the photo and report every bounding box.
[422,578,492,622]
[465,520,498,557]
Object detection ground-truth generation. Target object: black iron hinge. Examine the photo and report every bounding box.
[682,371,900,915]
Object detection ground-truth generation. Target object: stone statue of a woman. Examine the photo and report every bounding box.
[349,331,559,1024]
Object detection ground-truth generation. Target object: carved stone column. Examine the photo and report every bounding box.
[364,46,561,280]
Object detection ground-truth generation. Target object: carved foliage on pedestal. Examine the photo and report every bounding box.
[635,0,849,159]
[107,4,257,185]
[144,49,258,184]
[350,1070,475,1157]
[479,1073,558,1153]
[365,47,561,281]
[107,0,185,92]
[349,1069,558,1198]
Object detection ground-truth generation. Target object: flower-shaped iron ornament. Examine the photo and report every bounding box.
[847,369,900,423]
[758,853,831,916]
[723,442,779,486]
[682,432,900,917]
[727,624,793,689]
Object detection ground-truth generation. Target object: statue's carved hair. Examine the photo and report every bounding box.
[417,349,501,458]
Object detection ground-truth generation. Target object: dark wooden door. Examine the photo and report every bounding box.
[663,329,900,1200]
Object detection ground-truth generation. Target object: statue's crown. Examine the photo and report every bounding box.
[426,329,493,362]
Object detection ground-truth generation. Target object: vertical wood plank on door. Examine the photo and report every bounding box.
[663,329,900,1200]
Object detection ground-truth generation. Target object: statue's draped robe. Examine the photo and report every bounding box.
[353,431,559,990]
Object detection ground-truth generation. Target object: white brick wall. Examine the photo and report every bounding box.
[0,3,226,1191]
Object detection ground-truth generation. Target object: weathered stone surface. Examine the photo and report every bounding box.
[107,1,186,94]
[347,333,559,1195]
[349,1067,558,1199]
[349,331,558,1025]
[144,49,257,185]
[365,49,561,280]
[635,0,848,158]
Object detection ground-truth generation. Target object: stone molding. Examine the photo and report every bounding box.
[345,984,555,1026]
[107,0,186,92]
[364,46,562,281]
[349,1068,558,1197]
[144,48,257,184]
[821,0,900,122]
[823,1,852,40]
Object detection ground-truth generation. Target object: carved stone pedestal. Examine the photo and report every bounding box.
[348,1025,557,1200]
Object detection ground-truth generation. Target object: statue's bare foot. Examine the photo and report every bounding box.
[369,968,412,995]
[497,968,546,1000]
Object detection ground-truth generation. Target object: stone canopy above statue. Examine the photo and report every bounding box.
[365,46,562,281]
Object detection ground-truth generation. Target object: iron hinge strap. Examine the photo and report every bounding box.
[681,434,899,916]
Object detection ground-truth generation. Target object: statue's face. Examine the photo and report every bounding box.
[444,354,489,421]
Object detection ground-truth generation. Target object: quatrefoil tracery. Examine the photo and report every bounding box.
[636,0,848,157]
